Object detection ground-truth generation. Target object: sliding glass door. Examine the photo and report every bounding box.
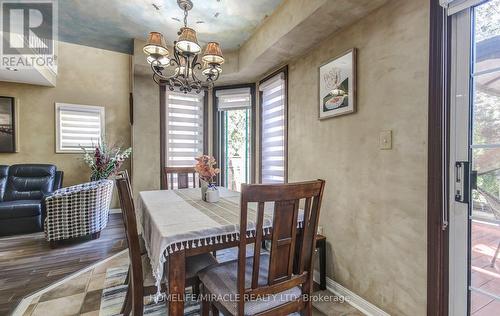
[214,86,255,191]
[449,1,500,314]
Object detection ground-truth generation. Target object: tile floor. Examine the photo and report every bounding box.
[20,252,129,316]
[471,220,500,315]
[16,249,363,316]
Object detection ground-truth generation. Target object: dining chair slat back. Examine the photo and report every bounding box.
[164,167,198,190]
[238,179,325,315]
[115,171,145,315]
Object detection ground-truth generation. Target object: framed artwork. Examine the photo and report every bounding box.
[0,96,16,153]
[318,48,357,120]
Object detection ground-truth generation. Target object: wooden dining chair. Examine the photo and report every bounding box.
[198,180,326,316]
[164,167,198,190]
[115,172,218,316]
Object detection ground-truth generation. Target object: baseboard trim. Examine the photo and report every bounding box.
[313,271,390,316]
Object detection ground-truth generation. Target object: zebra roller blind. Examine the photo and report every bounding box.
[56,103,104,153]
[216,87,251,111]
[260,73,286,184]
[165,91,205,167]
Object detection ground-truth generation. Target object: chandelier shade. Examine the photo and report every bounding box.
[202,42,225,65]
[143,32,169,57]
[147,55,169,66]
[176,27,201,54]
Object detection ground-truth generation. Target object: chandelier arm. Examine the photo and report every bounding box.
[188,81,202,94]
[202,64,220,83]
[153,73,161,85]
[192,61,202,71]
[151,64,174,81]
[191,54,198,66]
[151,63,191,90]
[189,77,202,89]
[169,56,180,68]
[171,76,192,93]
[167,78,178,91]
[212,70,221,82]
[172,47,181,66]
[190,57,203,83]
[195,82,203,93]
[171,76,184,87]
[191,69,202,83]
[150,64,166,79]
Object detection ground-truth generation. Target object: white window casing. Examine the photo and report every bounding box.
[55,103,104,153]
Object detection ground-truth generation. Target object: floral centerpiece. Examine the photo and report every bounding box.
[194,155,220,201]
[82,142,132,181]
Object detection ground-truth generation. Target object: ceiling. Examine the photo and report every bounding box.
[133,0,389,84]
[2,0,391,86]
[58,0,283,54]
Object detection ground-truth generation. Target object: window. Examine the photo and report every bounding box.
[259,68,287,184]
[55,103,104,153]
[164,91,205,167]
[214,86,254,191]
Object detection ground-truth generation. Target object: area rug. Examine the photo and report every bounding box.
[99,264,200,316]
[98,246,258,316]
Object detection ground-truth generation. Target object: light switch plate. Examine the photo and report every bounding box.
[379,130,392,150]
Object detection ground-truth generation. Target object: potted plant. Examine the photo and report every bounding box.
[194,155,220,202]
[82,142,132,181]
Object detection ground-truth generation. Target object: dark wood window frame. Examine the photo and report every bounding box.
[258,65,288,184]
[160,85,209,189]
[212,83,257,186]
[428,0,451,315]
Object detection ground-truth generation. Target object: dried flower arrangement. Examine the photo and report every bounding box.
[194,155,220,184]
[82,142,132,181]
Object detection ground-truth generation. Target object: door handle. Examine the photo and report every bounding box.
[455,161,470,204]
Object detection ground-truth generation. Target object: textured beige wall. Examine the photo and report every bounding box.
[0,42,131,196]
[287,0,429,314]
[131,74,161,197]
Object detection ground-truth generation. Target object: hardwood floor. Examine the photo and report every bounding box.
[0,213,126,315]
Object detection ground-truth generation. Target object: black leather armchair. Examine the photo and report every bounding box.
[0,164,63,236]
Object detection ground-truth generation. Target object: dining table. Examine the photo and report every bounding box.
[137,187,305,316]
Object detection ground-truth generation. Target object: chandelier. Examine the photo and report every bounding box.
[143,0,224,93]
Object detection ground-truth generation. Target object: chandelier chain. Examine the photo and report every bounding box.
[183,7,188,27]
